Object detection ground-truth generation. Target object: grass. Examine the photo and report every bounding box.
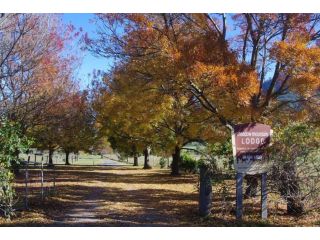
[0,165,319,226]
[19,152,113,166]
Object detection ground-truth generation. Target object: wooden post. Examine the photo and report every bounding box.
[41,160,44,202]
[199,165,212,217]
[53,165,56,194]
[261,172,268,219]
[236,172,244,220]
[24,159,29,210]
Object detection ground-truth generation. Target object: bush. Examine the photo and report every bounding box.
[0,119,32,219]
[0,169,16,219]
[180,153,198,173]
[268,123,320,215]
[159,157,167,169]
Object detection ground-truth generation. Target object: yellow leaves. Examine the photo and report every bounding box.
[188,61,260,122]
[290,72,320,96]
[272,40,320,69]
[271,39,320,97]
[190,62,259,105]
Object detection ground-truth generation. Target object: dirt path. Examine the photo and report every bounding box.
[57,188,105,225]
[49,166,199,226]
[59,159,127,225]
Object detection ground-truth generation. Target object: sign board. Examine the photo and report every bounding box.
[232,123,272,174]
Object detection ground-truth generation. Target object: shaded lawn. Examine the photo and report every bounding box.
[0,166,319,226]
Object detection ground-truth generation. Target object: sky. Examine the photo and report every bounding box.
[62,13,113,89]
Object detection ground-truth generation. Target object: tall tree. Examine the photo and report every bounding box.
[87,14,320,212]
[88,14,225,175]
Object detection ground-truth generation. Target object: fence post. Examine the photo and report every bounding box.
[261,172,268,219]
[199,165,212,217]
[41,160,44,202]
[53,165,56,194]
[24,158,29,210]
[236,172,244,220]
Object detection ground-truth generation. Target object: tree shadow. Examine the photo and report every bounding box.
[7,166,291,227]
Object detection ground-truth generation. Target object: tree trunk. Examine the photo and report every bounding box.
[65,151,70,165]
[199,165,212,217]
[48,148,54,167]
[143,148,152,169]
[244,175,259,198]
[171,145,180,176]
[133,155,138,166]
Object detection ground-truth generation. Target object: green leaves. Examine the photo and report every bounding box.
[0,118,32,219]
[0,118,32,168]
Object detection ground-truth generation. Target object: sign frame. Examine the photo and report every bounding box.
[232,123,272,220]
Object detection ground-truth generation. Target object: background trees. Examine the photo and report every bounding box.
[0,13,98,167]
[58,91,97,165]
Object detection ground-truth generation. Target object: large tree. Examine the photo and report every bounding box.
[88,14,226,175]
[87,14,320,213]
[86,13,320,126]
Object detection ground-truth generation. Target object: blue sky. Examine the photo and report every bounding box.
[62,13,113,89]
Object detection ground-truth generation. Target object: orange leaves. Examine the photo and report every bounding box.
[190,62,259,105]
[272,40,320,69]
[272,40,320,97]
[290,73,320,97]
[187,61,260,122]
[179,31,235,66]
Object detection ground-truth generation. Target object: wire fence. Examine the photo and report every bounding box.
[12,158,57,210]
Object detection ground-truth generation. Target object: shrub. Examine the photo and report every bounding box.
[0,169,16,219]
[0,119,32,219]
[180,153,198,173]
[268,123,320,215]
[159,157,167,169]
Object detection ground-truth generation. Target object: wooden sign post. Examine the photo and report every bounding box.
[232,123,272,220]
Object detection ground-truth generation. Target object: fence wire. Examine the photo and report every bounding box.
[12,160,57,210]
